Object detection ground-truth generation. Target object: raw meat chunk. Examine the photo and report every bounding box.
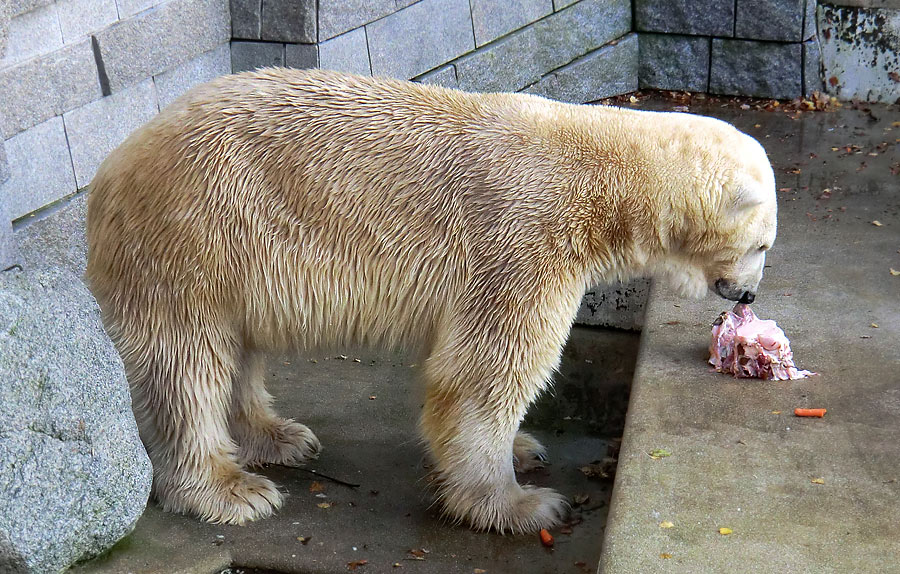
[709,304,815,380]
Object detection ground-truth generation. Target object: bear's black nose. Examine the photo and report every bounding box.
[739,291,755,304]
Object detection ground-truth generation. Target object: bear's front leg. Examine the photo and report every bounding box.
[420,344,570,533]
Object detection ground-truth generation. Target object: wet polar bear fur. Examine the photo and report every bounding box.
[86,68,777,533]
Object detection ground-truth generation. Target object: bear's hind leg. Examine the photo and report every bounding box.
[513,431,548,473]
[229,349,321,468]
[126,321,283,525]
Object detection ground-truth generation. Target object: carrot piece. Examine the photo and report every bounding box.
[539,528,554,547]
[794,408,826,417]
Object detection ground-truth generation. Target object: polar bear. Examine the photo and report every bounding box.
[86,69,776,533]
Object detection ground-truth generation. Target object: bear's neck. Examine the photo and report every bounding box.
[560,106,695,285]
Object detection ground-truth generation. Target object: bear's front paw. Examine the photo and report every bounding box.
[455,483,569,534]
[236,418,321,468]
[513,431,548,473]
[158,469,284,525]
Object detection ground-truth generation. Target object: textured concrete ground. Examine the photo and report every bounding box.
[71,327,638,574]
[600,98,900,573]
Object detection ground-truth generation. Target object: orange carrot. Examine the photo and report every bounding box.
[794,408,826,417]
[539,528,554,547]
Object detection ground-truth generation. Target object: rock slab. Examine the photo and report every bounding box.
[0,197,152,574]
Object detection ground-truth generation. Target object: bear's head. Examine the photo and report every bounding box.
[652,122,777,304]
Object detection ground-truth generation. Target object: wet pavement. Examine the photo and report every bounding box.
[600,96,900,572]
[72,327,638,574]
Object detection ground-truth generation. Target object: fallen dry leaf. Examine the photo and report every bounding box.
[811,477,825,484]
[660,553,673,559]
[719,527,733,535]
[660,521,674,528]
[317,502,332,509]
[297,536,311,545]
[872,220,883,226]
[890,269,900,276]
[347,559,368,570]
[474,570,487,574]
[649,448,672,460]
[309,481,325,493]
[871,323,879,328]
[579,458,616,479]
[771,410,782,414]
[407,549,428,560]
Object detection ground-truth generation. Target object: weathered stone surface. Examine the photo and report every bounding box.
[525,32,638,103]
[456,0,630,93]
[0,138,13,270]
[471,0,553,47]
[318,27,371,76]
[0,39,101,139]
[2,116,77,220]
[231,0,261,39]
[154,43,230,109]
[0,3,63,68]
[0,2,10,56]
[639,33,711,92]
[710,39,802,99]
[635,0,735,36]
[318,0,418,41]
[736,0,805,42]
[260,0,316,43]
[416,64,459,88]
[63,78,159,188]
[231,40,285,73]
[804,0,817,39]
[818,3,900,103]
[285,42,319,69]
[0,196,152,574]
[115,0,160,18]
[57,0,118,44]
[95,0,231,93]
[367,0,474,79]
[575,279,650,330]
[803,37,823,96]
[9,0,56,18]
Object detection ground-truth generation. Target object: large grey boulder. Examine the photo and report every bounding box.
[0,196,151,574]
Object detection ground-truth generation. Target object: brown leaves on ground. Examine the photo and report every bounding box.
[407,549,429,561]
[579,457,617,480]
[347,559,368,570]
[597,89,840,114]
[309,481,325,493]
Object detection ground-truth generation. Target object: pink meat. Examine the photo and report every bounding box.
[709,304,815,380]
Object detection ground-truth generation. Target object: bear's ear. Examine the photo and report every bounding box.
[732,184,768,212]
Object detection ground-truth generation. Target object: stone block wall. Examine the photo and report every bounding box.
[0,0,231,226]
[229,0,639,102]
[636,0,824,99]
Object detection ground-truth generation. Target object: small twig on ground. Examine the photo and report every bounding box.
[295,468,360,488]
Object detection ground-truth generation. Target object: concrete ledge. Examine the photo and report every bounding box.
[94,0,230,93]
[0,39,102,139]
[63,78,160,188]
[525,33,638,103]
